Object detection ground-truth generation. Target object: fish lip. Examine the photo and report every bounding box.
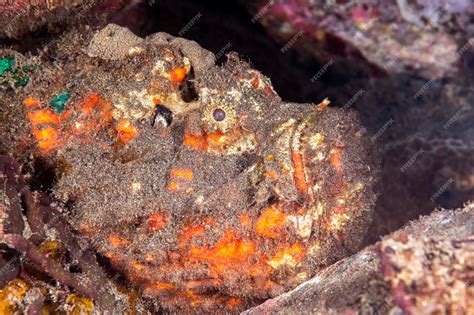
[291,121,316,202]
[270,119,315,203]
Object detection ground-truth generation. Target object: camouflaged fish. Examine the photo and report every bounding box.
[1,24,378,311]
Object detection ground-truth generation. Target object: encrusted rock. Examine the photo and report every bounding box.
[244,0,474,79]
[245,203,474,314]
[0,0,127,38]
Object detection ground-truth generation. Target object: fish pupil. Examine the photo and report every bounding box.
[213,108,226,121]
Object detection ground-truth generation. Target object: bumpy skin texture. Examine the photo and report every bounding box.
[4,25,378,311]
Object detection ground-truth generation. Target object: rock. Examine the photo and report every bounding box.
[243,1,474,79]
[380,207,474,314]
[0,0,128,39]
[244,203,474,314]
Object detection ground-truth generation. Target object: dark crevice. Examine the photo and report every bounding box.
[0,26,63,55]
[29,157,58,193]
[180,69,199,102]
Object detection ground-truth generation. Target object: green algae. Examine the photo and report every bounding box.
[0,56,36,89]
[0,57,15,75]
[50,92,71,113]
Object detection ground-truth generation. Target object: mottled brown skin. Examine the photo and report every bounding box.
[3,25,378,312]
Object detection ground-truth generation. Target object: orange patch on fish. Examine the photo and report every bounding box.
[170,67,187,83]
[330,147,342,170]
[27,109,60,126]
[116,119,139,144]
[147,213,167,231]
[255,206,287,238]
[292,150,309,194]
[108,234,131,248]
[33,128,61,152]
[170,168,193,181]
[24,97,40,108]
[184,133,208,151]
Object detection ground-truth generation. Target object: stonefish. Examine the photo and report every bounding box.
[6,25,378,311]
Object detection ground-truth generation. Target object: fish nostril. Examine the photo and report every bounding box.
[153,105,173,127]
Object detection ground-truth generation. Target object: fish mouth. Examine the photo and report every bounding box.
[268,106,378,244]
[269,111,349,206]
[270,117,316,203]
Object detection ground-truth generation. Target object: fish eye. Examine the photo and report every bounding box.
[212,108,226,122]
[203,103,236,133]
